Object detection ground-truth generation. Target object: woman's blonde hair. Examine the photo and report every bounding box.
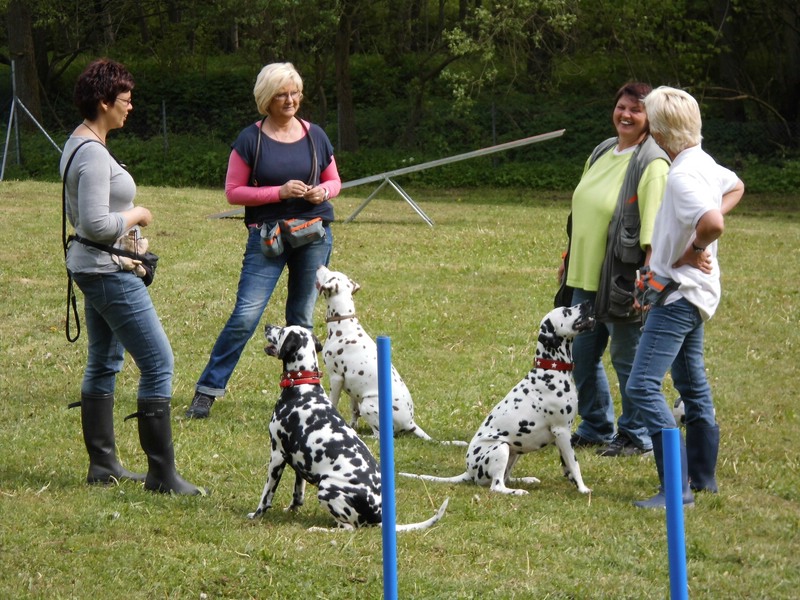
[253,62,304,115]
[643,86,702,155]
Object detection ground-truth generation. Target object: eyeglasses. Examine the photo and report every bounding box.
[273,91,302,102]
[115,97,133,106]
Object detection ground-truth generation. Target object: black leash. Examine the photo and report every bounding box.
[61,140,100,342]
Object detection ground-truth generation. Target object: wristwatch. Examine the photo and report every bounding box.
[322,187,329,201]
[692,241,706,253]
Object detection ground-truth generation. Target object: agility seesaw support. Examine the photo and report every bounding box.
[207,129,565,226]
[342,128,565,226]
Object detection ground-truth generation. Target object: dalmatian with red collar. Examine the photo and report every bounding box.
[401,303,595,495]
[248,324,448,531]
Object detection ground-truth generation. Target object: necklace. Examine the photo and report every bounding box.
[266,118,295,142]
[82,121,105,144]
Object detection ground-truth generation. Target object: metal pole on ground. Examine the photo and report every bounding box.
[1,60,63,182]
[377,336,398,600]
[663,427,689,600]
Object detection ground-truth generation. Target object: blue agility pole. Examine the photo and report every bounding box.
[377,336,398,600]
[663,427,689,600]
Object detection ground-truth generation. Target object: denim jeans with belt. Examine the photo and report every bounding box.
[73,270,174,399]
[626,297,715,434]
[571,288,651,449]
[196,224,333,396]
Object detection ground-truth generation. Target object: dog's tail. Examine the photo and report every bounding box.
[398,471,472,484]
[408,423,468,446]
[395,497,449,532]
[406,422,436,442]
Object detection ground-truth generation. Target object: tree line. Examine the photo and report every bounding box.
[1,0,798,169]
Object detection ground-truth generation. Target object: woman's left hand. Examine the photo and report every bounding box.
[303,185,328,205]
[673,246,712,273]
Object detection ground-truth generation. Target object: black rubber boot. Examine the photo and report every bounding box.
[71,392,145,485]
[686,424,720,493]
[634,431,694,509]
[129,398,205,495]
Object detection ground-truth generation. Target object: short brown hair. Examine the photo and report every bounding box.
[614,82,653,105]
[74,58,135,120]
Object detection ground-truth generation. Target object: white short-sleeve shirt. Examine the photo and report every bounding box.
[649,145,740,320]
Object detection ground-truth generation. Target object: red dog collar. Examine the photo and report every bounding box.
[280,370,322,387]
[534,358,574,372]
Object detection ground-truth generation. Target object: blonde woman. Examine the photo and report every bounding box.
[629,86,744,508]
[187,62,342,419]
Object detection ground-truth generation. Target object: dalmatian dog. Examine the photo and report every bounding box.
[248,324,448,531]
[400,303,595,495]
[315,265,461,444]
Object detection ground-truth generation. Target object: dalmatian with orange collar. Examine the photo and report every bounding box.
[401,303,595,495]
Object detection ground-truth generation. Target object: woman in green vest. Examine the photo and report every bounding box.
[559,82,670,457]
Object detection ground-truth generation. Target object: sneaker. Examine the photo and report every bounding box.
[571,432,604,449]
[597,434,651,457]
[185,392,215,419]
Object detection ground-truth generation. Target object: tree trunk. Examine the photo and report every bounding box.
[335,5,358,152]
[714,0,745,122]
[136,1,152,45]
[778,3,800,125]
[94,0,115,45]
[6,0,42,130]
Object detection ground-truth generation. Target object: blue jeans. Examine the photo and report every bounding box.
[571,288,651,449]
[196,224,333,396]
[626,297,716,435]
[73,271,173,399]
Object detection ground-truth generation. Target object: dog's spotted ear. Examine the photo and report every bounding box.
[312,333,323,352]
[318,279,336,297]
[278,331,302,361]
[538,319,561,350]
[349,278,361,294]
[264,324,282,356]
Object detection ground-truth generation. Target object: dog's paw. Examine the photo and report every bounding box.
[492,485,529,495]
[441,439,469,447]
[514,477,541,485]
[577,486,592,494]
[307,526,332,533]
[247,511,259,520]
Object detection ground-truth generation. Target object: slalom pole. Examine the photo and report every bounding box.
[663,427,689,600]
[377,336,398,600]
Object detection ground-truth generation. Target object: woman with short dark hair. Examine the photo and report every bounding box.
[561,82,670,457]
[62,58,203,495]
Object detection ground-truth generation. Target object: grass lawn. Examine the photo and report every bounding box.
[0,181,798,599]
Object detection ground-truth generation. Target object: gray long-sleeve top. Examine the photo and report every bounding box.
[60,136,136,274]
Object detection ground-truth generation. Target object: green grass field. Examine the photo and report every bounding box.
[1,181,798,599]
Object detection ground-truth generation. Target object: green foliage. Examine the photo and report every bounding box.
[5,120,800,195]
[734,159,800,194]
[1,183,799,598]
[568,1,721,89]
[0,1,797,196]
